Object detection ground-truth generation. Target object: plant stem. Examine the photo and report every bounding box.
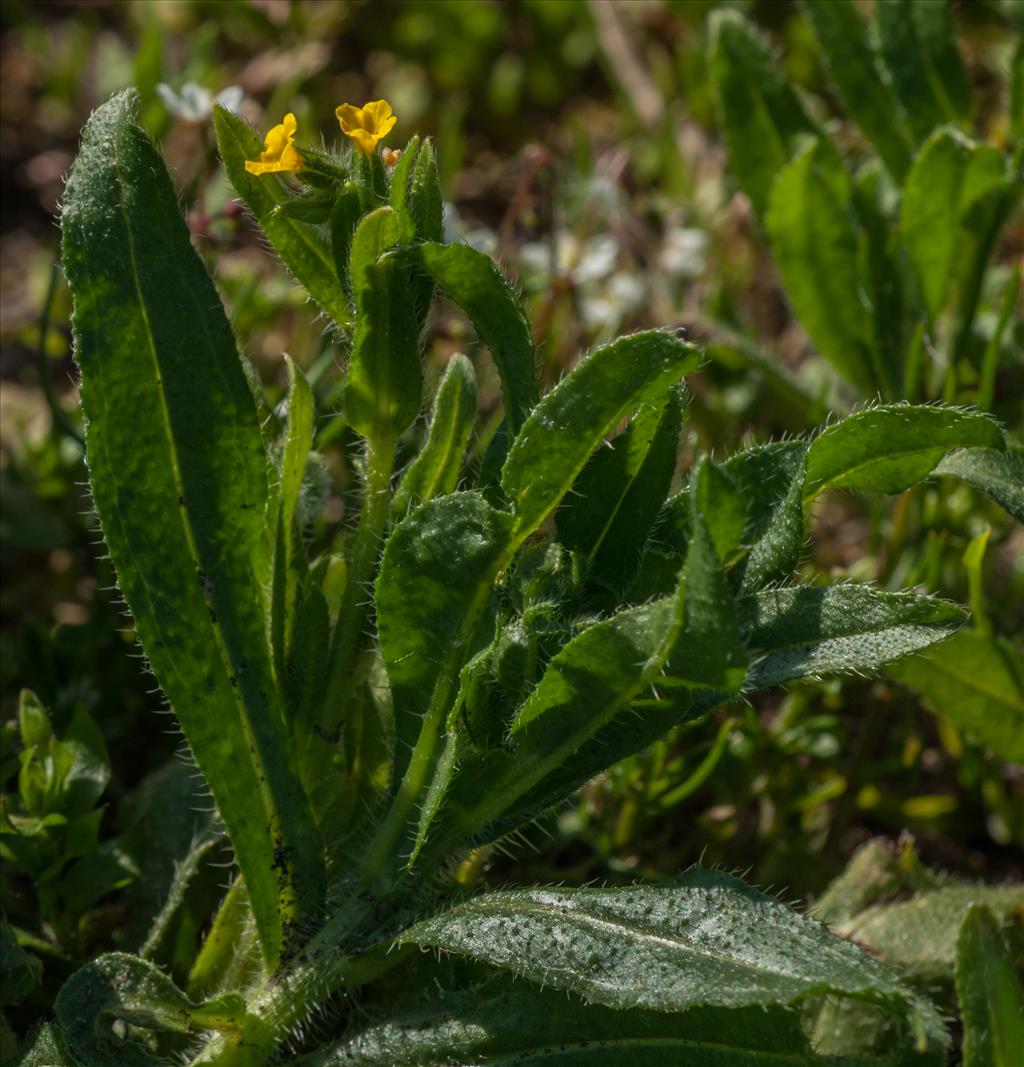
[322,435,396,734]
[189,896,408,1066]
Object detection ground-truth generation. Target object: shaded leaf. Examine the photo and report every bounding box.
[707,9,817,217]
[742,585,966,689]
[63,90,324,967]
[766,139,880,395]
[887,630,1024,766]
[956,905,1024,1067]
[800,0,913,181]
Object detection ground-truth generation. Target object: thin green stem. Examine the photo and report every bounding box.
[978,265,1019,412]
[189,896,408,1066]
[322,436,396,732]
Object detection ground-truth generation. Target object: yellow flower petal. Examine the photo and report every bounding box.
[245,112,303,175]
[335,98,397,156]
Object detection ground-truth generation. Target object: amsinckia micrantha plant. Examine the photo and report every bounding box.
[37,87,1022,1066]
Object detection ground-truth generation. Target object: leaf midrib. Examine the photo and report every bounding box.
[109,132,286,951]
[426,892,894,1002]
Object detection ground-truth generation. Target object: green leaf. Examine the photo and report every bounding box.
[766,138,880,395]
[376,492,514,788]
[956,905,1024,1067]
[16,690,50,749]
[803,404,1005,501]
[669,516,748,692]
[441,597,683,845]
[306,977,838,1066]
[690,455,746,566]
[13,1023,73,1067]
[887,630,1024,765]
[800,0,913,181]
[54,953,268,1067]
[63,90,324,967]
[707,9,817,217]
[345,206,422,445]
[1,917,41,1006]
[213,106,350,328]
[391,354,477,522]
[503,331,700,540]
[402,870,943,1050]
[901,127,1009,317]
[270,357,314,683]
[875,0,971,143]
[836,885,1024,980]
[723,441,808,593]
[934,443,1024,523]
[59,706,110,818]
[557,390,683,601]
[743,585,966,689]
[394,242,538,435]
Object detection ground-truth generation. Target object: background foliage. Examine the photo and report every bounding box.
[1,0,1021,1057]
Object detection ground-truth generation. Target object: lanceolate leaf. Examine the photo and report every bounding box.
[270,357,314,681]
[742,586,966,689]
[402,870,943,1050]
[803,405,1005,501]
[391,354,477,521]
[557,391,683,601]
[934,444,1024,523]
[345,207,422,445]
[307,979,837,1066]
[213,106,350,327]
[875,0,971,143]
[376,493,514,788]
[395,242,538,435]
[836,886,1024,979]
[503,332,700,539]
[956,906,1024,1067]
[800,0,913,181]
[723,441,808,593]
[63,91,324,967]
[766,138,880,395]
[707,9,817,218]
[887,630,1024,765]
[901,128,1009,317]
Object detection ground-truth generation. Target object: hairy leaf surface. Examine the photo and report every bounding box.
[395,242,537,434]
[503,332,699,539]
[307,979,844,1066]
[391,354,477,521]
[402,870,941,1043]
[803,405,1004,501]
[742,586,965,689]
[934,444,1024,523]
[63,91,323,966]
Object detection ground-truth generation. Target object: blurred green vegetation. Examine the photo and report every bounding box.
[1,0,1021,1020]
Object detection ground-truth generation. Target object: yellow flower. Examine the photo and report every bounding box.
[244,113,303,175]
[335,99,397,156]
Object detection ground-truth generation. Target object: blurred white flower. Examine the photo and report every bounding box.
[658,226,707,279]
[157,82,245,122]
[581,272,646,327]
[520,233,618,285]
